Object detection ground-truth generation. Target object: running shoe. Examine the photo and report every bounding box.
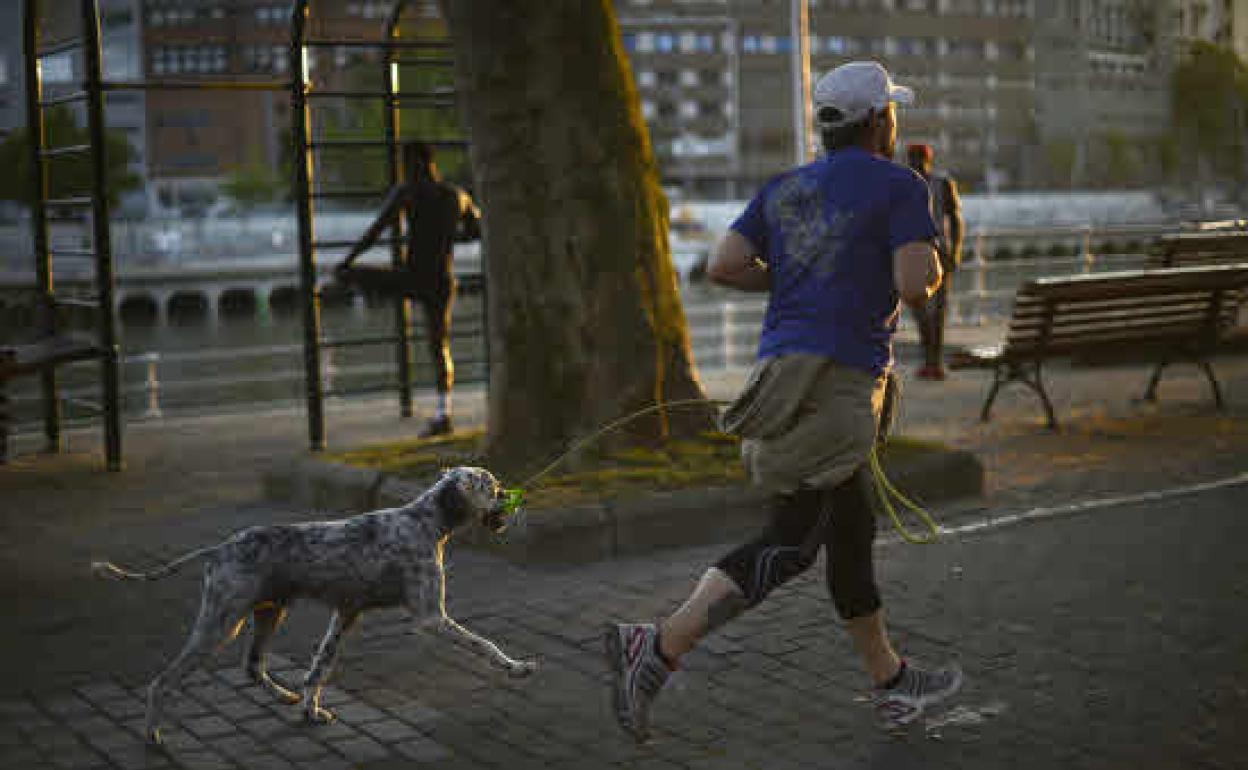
[604,622,670,742]
[872,661,963,729]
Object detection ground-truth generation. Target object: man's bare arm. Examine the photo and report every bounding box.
[894,240,942,309]
[945,179,964,266]
[707,230,770,292]
[340,186,406,268]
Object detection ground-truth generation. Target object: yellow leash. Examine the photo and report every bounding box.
[506,397,940,545]
[869,444,940,544]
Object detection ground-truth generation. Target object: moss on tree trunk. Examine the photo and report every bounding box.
[440,1,715,474]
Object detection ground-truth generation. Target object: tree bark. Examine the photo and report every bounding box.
[439,1,714,473]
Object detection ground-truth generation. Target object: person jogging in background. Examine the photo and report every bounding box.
[604,61,962,743]
[335,141,480,438]
[906,143,964,380]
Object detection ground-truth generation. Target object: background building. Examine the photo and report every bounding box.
[618,0,1245,195]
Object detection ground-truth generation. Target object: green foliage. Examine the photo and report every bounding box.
[1102,130,1138,187]
[1044,141,1077,188]
[1047,243,1072,258]
[317,29,469,194]
[0,106,139,209]
[220,162,283,208]
[1170,41,1248,184]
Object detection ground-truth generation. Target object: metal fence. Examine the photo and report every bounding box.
[2,244,1164,433]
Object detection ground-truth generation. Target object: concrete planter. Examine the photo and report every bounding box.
[262,445,984,564]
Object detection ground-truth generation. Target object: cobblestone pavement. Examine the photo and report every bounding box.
[4,334,1248,768]
[4,480,1248,769]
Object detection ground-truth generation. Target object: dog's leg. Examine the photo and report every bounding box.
[405,566,538,678]
[436,616,539,678]
[146,574,251,746]
[245,603,300,705]
[302,609,359,724]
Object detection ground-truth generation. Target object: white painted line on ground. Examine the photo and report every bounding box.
[936,471,1248,539]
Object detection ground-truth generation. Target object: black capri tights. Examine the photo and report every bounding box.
[715,466,880,619]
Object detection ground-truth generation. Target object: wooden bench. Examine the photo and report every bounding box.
[0,302,108,464]
[1150,231,1248,268]
[949,264,1248,429]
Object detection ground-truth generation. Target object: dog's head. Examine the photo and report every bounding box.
[434,466,510,534]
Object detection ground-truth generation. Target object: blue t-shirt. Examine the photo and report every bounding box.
[730,146,938,375]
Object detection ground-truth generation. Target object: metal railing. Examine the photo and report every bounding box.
[4,246,1165,432]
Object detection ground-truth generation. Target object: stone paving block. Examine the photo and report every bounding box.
[176,749,239,770]
[232,754,298,770]
[25,728,71,750]
[356,718,422,743]
[169,697,213,718]
[158,729,207,755]
[214,670,252,688]
[207,733,266,760]
[100,741,164,770]
[392,738,451,764]
[181,715,240,740]
[77,681,132,704]
[39,694,95,718]
[319,689,353,707]
[237,716,292,739]
[93,696,148,720]
[325,701,388,725]
[213,698,267,721]
[327,736,390,763]
[269,734,329,761]
[186,684,239,705]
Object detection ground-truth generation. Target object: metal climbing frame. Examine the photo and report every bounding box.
[290,0,474,452]
[19,0,123,470]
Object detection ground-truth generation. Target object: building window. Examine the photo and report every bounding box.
[946,39,985,59]
[636,32,655,53]
[637,70,656,88]
[826,36,850,54]
[656,33,675,53]
[743,35,760,54]
[894,38,932,57]
[680,69,699,87]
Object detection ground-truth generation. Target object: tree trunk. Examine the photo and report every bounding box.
[439,1,714,473]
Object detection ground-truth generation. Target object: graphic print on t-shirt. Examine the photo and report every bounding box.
[766,173,854,283]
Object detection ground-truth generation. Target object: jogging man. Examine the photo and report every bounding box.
[605,61,962,742]
[906,143,964,380]
[335,141,480,438]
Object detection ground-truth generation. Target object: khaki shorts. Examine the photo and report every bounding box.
[720,353,885,493]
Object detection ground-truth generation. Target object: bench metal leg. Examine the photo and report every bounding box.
[979,366,1005,423]
[1142,359,1169,403]
[1199,360,1225,411]
[1023,363,1059,431]
[979,361,1059,430]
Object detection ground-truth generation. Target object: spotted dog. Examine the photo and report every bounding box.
[92,466,536,746]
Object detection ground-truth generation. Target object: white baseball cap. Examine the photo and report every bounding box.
[813,61,914,130]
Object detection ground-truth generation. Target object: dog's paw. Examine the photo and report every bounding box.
[508,659,539,678]
[304,706,337,725]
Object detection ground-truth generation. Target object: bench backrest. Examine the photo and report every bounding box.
[1003,264,1248,359]
[1151,232,1248,267]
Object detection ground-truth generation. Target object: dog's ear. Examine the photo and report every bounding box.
[436,477,473,529]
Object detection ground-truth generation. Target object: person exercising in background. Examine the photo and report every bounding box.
[905,143,963,380]
[335,141,481,438]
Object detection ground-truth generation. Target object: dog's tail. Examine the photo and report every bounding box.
[91,544,219,582]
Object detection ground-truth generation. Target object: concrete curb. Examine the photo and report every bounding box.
[262,445,983,563]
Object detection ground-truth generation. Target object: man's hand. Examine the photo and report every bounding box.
[894,240,942,309]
